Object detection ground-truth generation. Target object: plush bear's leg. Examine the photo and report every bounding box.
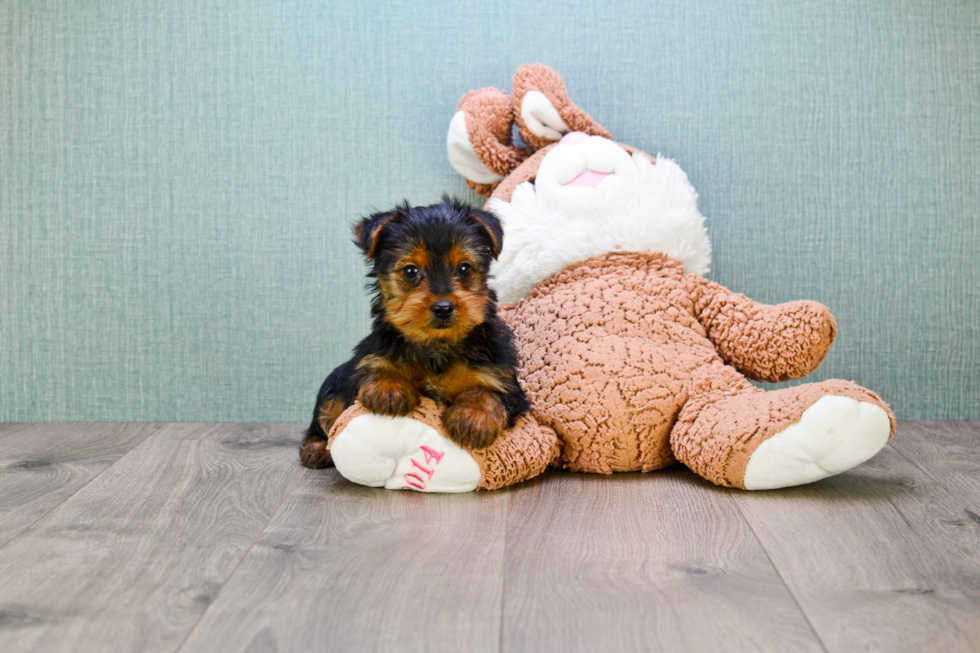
[326,398,560,492]
[670,365,895,490]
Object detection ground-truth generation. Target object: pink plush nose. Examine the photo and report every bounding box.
[559,131,590,146]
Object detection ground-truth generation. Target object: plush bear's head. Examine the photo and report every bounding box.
[447,64,712,304]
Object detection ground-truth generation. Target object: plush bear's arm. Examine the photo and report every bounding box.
[687,275,837,382]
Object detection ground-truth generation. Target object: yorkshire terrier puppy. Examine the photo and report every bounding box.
[300,197,530,469]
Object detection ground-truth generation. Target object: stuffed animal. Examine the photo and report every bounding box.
[324,64,894,492]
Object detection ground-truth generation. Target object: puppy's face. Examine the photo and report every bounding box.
[355,199,503,345]
[380,236,489,345]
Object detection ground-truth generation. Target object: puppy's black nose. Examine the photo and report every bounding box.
[431,300,455,320]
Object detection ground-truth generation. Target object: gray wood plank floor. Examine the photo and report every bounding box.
[0,421,977,653]
[0,423,161,548]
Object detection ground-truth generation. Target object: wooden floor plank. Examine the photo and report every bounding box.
[178,468,510,653]
[500,469,823,653]
[888,420,980,506]
[0,423,160,548]
[731,443,980,653]
[0,423,301,653]
[1,420,977,652]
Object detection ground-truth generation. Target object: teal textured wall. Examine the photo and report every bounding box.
[1,0,978,422]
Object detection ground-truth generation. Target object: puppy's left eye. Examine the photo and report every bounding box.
[401,265,420,281]
[457,263,472,276]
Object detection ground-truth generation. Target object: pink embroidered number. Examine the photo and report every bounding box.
[403,446,445,490]
[420,445,444,465]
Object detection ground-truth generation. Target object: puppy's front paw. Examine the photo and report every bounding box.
[442,390,507,450]
[359,376,420,416]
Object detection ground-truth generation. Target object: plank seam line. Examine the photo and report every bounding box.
[886,436,980,515]
[173,445,310,653]
[0,422,163,553]
[732,498,830,653]
[497,491,510,653]
[887,437,954,489]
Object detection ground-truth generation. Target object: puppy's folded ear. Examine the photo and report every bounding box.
[469,208,504,259]
[353,209,398,260]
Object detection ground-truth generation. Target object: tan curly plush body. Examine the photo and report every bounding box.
[503,251,892,487]
[325,64,894,492]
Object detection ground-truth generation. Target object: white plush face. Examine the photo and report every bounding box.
[532,132,641,222]
[488,133,713,304]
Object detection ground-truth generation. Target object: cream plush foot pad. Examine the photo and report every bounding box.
[742,396,891,490]
[330,413,482,493]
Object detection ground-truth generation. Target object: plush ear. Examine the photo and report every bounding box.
[447,88,528,198]
[469,207,504,259]
[511,64,611,151]
[353,209,398,260]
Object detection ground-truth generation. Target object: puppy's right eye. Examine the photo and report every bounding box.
[401,265,420,281]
